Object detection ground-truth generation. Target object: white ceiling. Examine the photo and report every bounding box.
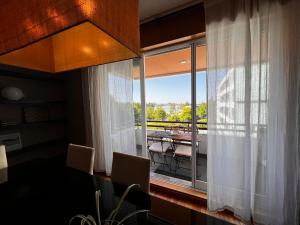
[139,0,202,23]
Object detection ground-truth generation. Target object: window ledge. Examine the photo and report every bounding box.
[150,177,244,225]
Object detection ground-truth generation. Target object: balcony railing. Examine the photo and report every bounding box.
[135,120,207,131]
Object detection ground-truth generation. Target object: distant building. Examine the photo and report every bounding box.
[216,65,268,130]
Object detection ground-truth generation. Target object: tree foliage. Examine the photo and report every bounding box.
[153,106,167,121]
[133,102,141,122]
[167,113,180,122]
[133,102,207,124]
[146,105,155,120]
[168,103,176,114]
[179,106,192,122]
[197,103,207,119]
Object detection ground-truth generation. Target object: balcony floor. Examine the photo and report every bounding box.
[136,146,207,183]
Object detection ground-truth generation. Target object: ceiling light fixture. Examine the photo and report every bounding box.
[179,60,188,64]
[0,0,139,73]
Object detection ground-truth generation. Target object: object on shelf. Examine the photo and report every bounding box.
[23,106,49,123]
[0,133,22,152]
[0,120,20,127]
[1,86,25,101]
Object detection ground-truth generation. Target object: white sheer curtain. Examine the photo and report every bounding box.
[82,59,136,175]
[205,0,300,224]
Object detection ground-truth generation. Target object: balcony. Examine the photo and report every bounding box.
[135,120,207,183]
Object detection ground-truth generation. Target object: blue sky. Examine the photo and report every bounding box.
[133,71,206,104]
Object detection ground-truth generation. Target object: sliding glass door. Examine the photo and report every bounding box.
[194,42,207,190]
[144,46,192,183]
[136,38,207,190]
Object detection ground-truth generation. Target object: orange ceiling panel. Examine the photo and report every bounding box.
[0,0,139,73]
[133,45,206,79]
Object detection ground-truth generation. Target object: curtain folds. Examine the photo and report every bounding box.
[82,60,136,175]
[205,0,300,224]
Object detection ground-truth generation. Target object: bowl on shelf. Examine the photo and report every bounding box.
[1,87,25,101]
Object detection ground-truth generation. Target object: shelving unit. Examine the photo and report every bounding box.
[0,119,66,129]
[1,98,67,149]
[0,72,68,160]
[0,100,66,106]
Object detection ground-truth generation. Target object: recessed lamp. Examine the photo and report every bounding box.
[82,46,92,55]
[179,60,187,64]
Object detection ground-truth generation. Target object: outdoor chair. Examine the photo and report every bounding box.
[147,134,174,171]
[173,143,192,173]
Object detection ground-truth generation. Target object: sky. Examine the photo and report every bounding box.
[133,71,206,104]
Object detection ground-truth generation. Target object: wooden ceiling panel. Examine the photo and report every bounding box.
[133,45,206,79]
[0,0,139,73]
[0,22,136,73]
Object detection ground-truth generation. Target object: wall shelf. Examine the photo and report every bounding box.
[0,100,66,106]
[0,120,66,130]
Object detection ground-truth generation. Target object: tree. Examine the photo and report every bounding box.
[179,106,192,122]
[133,102,141,122]
[167,113,180,122]
[168,103,176,114]
[181,102,190,108]
[146,102,156,108]
[153,106,167,121]
[197,103,207,119]
[146,105,155,120]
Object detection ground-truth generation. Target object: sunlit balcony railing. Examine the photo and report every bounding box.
[135,120,207,132]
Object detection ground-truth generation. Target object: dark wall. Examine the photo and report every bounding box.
[140,3,205,48]
[62,70,86,146]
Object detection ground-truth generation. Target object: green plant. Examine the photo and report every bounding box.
[69,184,149,225]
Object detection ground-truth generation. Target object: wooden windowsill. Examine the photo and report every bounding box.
[150,177,244,225]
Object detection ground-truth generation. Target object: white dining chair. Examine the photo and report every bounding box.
[66,143,95,175]
[0,145,8,183]
[0,145,7,170]
[111,152,150,193]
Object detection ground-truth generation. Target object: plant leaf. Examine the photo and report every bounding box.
[86,215,97,225]
[69,215,93,225]
[110,184,140,223]
[95,190,102,225]
[116,210,149,225]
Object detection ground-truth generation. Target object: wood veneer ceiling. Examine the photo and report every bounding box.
[0,0,139,73]
[133,45,206,79]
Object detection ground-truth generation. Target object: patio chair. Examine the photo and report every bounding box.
[174,144,192,173]
[147,135,173,171]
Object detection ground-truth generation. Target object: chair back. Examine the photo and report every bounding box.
[111,152,150,193]
[66,144,95,175]
[0,145,7,169]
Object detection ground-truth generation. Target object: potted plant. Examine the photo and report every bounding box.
[69,184,149,225]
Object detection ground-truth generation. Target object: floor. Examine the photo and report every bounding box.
[136,145,207,183]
